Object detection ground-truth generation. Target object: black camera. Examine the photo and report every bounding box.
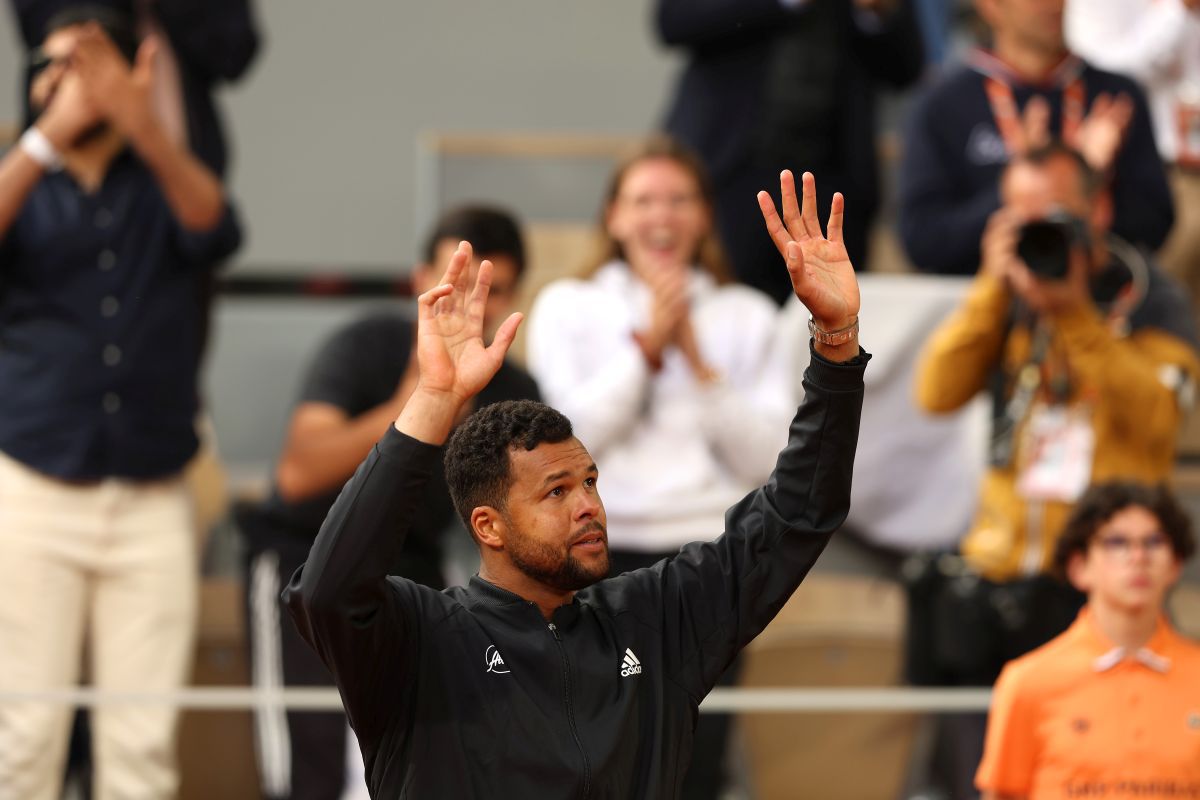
[1015,211,1089,280]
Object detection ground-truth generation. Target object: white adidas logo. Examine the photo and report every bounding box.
[620,648,643,677]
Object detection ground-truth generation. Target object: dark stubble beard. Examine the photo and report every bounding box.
[503,516,609,592]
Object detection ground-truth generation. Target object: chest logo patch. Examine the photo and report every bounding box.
[620,648,643,677]
[967,123,1008,166]
[1188,712,1200,731]
[485,645,510,674]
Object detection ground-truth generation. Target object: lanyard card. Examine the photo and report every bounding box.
[1015,403,1095,503]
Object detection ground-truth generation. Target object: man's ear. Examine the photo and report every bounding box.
[471,506,506,551]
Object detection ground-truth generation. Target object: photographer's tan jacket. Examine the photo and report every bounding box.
[916,271,1200,581]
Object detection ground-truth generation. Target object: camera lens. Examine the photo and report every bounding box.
[1016,219,1074,280]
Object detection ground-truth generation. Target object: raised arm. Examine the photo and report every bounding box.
[758,169,862,362]
[284,243,522,736]
[0,139,52,242]
[71,25,226,231]
[649,172,868,697]
[0,52,99,241]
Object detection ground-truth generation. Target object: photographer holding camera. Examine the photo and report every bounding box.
[911,139,1199,797]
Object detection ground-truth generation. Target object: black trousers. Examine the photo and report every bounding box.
[238,501,446,800]
[245,535,348,800]
[608,548,742,800]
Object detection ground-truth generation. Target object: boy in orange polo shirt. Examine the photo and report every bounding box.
[977,481,1200,800]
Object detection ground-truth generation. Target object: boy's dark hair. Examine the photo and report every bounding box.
[422,205,526,277]
[45,4,138,64]
[444,400,573,535]
[1052,481,1195,577]
[1012,139,1104,198]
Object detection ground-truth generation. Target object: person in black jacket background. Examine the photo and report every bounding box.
[896,0,1173,276]
[657,0,924,303]
[11,0,259,177]
[286,170,868,798]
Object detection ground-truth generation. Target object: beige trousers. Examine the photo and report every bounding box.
[0,450,197,800]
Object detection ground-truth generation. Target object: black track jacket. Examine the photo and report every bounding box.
[285,348,868,798]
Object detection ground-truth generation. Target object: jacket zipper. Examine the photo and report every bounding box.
[549,621,591,798]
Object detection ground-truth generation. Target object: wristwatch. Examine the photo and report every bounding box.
[808,316,859,346]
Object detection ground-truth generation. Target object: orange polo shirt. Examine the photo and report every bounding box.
[977,608,1200,799]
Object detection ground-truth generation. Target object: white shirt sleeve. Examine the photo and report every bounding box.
[1065,0,1190,83]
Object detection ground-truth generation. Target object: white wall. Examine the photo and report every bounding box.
[0,1,679,272]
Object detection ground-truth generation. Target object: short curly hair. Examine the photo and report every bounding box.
[444,400,574,536]
[1052,481,1195,578]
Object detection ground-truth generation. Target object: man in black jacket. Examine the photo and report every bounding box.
[658,0,924,302]
[286,171,868,798]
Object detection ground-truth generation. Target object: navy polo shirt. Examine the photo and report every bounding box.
[0,149,240,481]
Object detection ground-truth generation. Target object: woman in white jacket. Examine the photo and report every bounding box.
[527,134,792,577]
[526,134,792,799]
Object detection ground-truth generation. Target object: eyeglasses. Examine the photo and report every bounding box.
[1092,531,1171,559]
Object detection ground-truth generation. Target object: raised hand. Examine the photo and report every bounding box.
[1075,92,1134,173]
[396,241,522,444]
[757,170,861,339]
[979,206,1023,284]
[37,69,101,150]
[70,24,157,142]
[1018,95,1052,155]
[414,241,522,404]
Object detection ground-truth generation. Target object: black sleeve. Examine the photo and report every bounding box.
[1109,80,1174,253]
[172,201,243,268]
[297,316,408,414]
[155,0,261,83]
[656,0,803,47]
[283,427,437,742]
[0,226,14,275]
[898,90,1000,275]
[637,346,869,700]
[851,0,924,89]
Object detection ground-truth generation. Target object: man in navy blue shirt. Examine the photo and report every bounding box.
[897,0,1174,276]
[0,7,240,799]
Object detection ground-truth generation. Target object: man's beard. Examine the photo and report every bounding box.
[504,516,609,592]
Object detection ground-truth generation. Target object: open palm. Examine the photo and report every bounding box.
[415,242,521,404]
[757,170,860,329]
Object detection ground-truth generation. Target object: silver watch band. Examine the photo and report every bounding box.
[808,316,859,346]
